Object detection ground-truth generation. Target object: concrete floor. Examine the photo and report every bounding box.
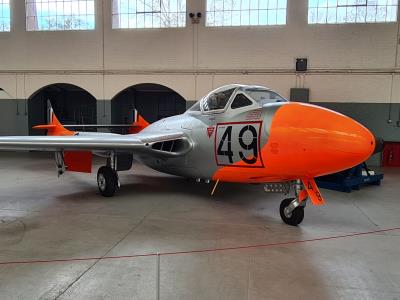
[0,152,399,300]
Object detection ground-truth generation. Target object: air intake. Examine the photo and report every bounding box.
[150,138,191,155]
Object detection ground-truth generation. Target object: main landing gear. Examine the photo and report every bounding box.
[97,154,120,197]
[97,166,119,197]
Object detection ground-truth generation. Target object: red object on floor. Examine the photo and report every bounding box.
[382,142,400,167]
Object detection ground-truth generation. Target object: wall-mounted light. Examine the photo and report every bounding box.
[296,58,308,72]
[189,12,202,24]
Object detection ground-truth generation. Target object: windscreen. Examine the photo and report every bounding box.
[187,101,201,112]
[202,88,236,112]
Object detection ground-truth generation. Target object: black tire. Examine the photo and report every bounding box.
[279,198,304,226]
[97,166,118,197]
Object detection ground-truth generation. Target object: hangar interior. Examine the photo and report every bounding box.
[28,83,98,135]
[111,83,186,131]
[0,0,400,299]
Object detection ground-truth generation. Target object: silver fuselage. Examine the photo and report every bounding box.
[134,101,280,180]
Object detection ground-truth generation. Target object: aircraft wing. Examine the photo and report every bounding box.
[0,131,191,157]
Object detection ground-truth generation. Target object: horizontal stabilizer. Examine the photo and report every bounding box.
[51,110,150,134]
[64,124,136,130]
[32,125,57,130]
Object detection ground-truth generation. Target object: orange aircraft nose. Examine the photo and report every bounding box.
[266,102,375,178]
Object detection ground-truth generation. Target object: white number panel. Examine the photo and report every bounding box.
[214,121,264,168]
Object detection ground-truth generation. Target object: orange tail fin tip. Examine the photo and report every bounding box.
[33,112,74,136]
[129,113,150,134]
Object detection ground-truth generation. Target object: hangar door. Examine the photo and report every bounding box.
[382,142,400,167]
[111,83,186,133]
[28,83,97,135]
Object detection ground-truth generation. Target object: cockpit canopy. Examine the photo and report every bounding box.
[188,84,287,114]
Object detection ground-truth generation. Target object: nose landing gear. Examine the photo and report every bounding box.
[265,181,308,226]
[279,198,305,226]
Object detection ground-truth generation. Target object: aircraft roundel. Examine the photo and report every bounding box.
[207,126,215,138]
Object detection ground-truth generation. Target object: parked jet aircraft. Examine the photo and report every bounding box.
[0,84,376,225]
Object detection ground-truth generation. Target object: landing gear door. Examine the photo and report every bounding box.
[301,178,326,205]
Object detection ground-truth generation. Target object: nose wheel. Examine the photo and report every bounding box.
[280,198,305,226]
[97,166,119,197]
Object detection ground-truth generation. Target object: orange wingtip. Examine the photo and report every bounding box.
[33,125,57,130]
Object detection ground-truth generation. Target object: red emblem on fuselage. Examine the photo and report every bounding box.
[207,126,215,138]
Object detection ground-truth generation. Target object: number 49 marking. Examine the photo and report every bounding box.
[217,126,234,163]
[215,122,264,168]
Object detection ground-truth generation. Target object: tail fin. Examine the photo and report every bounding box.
[128,109,150,134]
[33,100,74,136]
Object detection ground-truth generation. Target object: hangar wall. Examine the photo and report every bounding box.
[0,0,400,151]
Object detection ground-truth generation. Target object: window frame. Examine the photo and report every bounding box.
[25,0,96,32]
[205,0,288,27]
[0,0,11,32]
[112,0,187,29]
[308,0,398,25]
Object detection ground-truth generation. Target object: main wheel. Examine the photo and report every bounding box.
[97,166,119,197]
[279,198,304,226]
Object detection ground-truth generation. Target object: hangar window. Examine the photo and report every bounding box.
[25,0,95,31]
[0,0,10,32]
[206,0,287,27]
[112,0,186,29]
[308,0,398,24]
